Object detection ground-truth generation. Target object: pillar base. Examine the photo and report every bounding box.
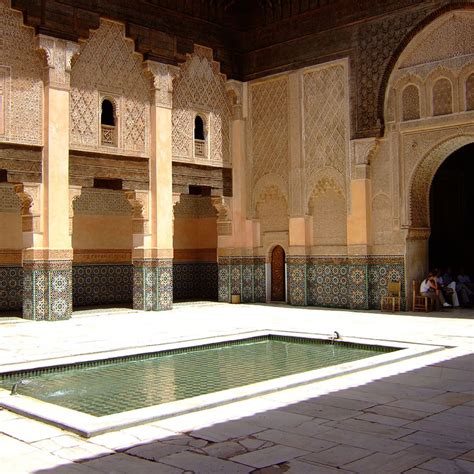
[23,260,73,321]
[133,258,173,311]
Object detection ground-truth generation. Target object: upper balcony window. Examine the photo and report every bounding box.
[194,115,206,158]
[101,98,117,146]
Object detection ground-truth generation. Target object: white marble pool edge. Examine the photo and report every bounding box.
[0,331,445,437]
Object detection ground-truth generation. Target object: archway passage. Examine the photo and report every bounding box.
[429,143,474,271]
[271,245,286,302]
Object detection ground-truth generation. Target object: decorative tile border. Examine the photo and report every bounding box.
[133,259,173,311]
[290,255,405,310]
[173,263,218,301]
[23,260,72,321]
[72,265,133,307]
[218,257,266,303]
[0,266,22,311]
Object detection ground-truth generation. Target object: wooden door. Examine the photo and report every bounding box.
[271,245,286,301]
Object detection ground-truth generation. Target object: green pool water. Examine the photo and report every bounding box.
[0,336,397,416]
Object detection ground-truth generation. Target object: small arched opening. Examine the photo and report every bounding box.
[194,115,206,157]
[101,99,117,146]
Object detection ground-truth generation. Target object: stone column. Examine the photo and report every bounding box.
[287,71,309,306]
[21,37,79,320]
[134,62,179,311]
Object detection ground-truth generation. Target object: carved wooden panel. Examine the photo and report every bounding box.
[271,245,285,302]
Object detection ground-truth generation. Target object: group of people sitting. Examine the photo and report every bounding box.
[420,268,474,310]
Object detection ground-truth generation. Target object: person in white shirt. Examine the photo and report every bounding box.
[420,272,450,310]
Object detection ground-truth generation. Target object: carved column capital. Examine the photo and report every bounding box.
[37,35,80,90]
[144,61,180,109]
[350,137,379,179]
[125,190,150,235]
[12,182,41,233]
[211,196,232,236]
[226,80,244,120]
[68,186,82,235]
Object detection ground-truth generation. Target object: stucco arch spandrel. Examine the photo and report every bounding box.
[252,174,288,216]
[305,167,346,214]
[380,8,474,130]
[408,135,474,228]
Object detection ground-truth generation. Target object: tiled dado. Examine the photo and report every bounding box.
[288,256,405,310]
[173,263,218,301]
[73,265,133,307]
[0,266,23,311]
[133,259,173,311]
[218,257,266,303]
[23,260,73,321]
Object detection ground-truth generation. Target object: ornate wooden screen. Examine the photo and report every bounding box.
[271,245,286,301]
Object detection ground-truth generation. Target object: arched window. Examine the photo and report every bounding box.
[194,115,206,157]
[432,78,453,116]
[402,85,420,121]
[101,98,117,146]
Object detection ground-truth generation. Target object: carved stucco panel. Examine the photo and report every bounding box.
[0,0,42,145]
[70,20,149,155]
[172,46,231,165]
[249,76,289,189]
[303,63,347,181]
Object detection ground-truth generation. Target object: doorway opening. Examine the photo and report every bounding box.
[271,245,286,302]
[429,143,474,272]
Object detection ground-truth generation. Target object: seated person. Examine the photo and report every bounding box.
[457,267,474,306]
[420,272,450,310]
[437,268,460,307]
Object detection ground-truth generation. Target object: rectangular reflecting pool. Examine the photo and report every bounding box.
[0,335,396,417]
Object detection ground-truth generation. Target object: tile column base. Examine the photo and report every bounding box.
[133,259,173,311]
[23,260,73,321]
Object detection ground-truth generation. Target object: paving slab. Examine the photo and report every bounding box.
[283,401,363,421]
[324,417,416,439]
[243,409,314,430]
[399,430,474,454]
[366,404,429,421]
[307,394,377,411]
[299,444,373,467]
[387,398,449,414]
[355,412,411,427]
[0,417,66,443]
[83,452,183,473]
[52,443,114,462]
[285,459,353,473]
[418,457,474,473]
[190,420,265,442]
[253,428,336,452]
[312,427,414,454]
[230,444,309,468]
[203,441,247,459]
[124,440,190,461]
[160,450,252,473]
[404,419,474,440]
[426,392,474,406]
[342,450,432,473]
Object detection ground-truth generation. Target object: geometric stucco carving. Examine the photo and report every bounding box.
[303,62,348,191]
[172,45,231,166]
[70,20,150,156]
[402,84,420,121]
[249,76,289,189]
[432,78,453,116]
[408,135,474,228]
[0,0,43,145]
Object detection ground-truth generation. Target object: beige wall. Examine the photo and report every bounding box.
[72,216,133,249]
[0,213,22,249]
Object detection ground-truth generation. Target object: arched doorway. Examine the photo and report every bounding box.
[271,245,286,302]
[429,143,474,271]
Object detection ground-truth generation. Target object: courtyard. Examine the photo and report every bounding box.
[0,303,472,473]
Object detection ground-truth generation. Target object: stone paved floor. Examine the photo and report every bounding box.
[0,303,473,473]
